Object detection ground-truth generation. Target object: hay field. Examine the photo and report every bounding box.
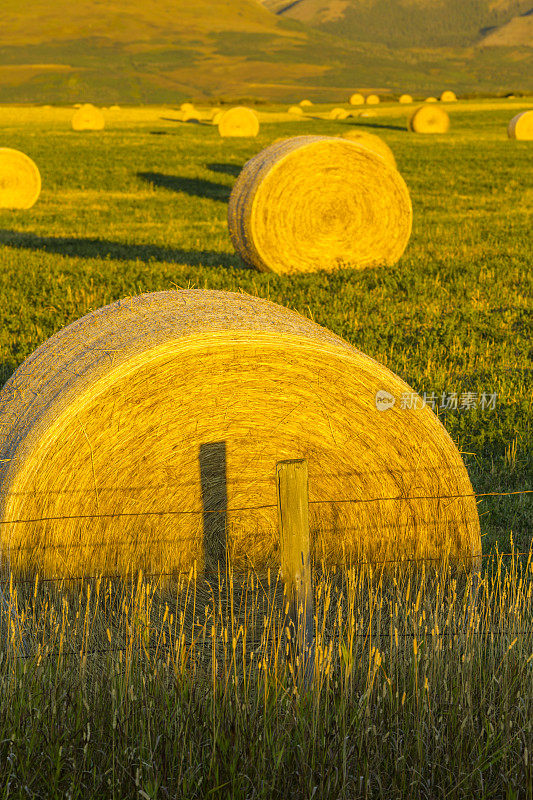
[0,97,531,800]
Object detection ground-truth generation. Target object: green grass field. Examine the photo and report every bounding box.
[0,98,532,799]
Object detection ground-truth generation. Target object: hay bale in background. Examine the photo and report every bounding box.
[288,105,304,115]
[425,97,438,103]
[71,104,105,131]
[349,93,365,105]
[180,102,195,113]
[508,111,533,140]
[300,99,313,107]
[212,111,224,126]
[440,90,457,102]
[218,107,259,138]
[399,94,413,104]
[0,290,481,578]
[408,105,450,133]
[339,130,397,169]
[366,94,380,105]
[227,135,412,274]
[182,109,200,123]
[329,108,350,119]
[0,148,41,210]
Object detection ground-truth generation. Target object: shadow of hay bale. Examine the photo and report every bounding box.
[138,171,230,201]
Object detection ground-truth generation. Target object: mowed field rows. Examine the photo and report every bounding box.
[0,99,532,554]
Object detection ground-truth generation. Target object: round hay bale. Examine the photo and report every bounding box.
[366,94,380,105]
[329,108,350,119]
[425,96,438,103]
[508,110,533,140]
[180,102,195,113]
[288,105,304,115]
[182,110,200,123]
[0,289,481,579]
[71,104,105,131]
[212,111,224,126]
[408,105,450,134]
[109,105,121,111]
[349,93,365,105]
[399,94,413,104]
[0,148,41,210]
[227,135,412,274]
[339,130,397,170]
[299,99,313,107]
[218,107,259,138]
[440,90,456,102]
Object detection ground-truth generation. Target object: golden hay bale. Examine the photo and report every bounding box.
[71,104,105,131]
[339,130,397,170]
[218,106,259,138]
[182,109,200,123]
[507,110,533,140]
[349,93,365,105]
[180,102,195,112]
[425,97,438,103]
[288,105,304,115]
[109,104,121,111]
[329,108,350,119]
[408,105,450,134]
[440,90,457,102]
[366,94,380,105]
[227,135,412,275]
[399,94,413,104]
[0,289,481,578]
[212,111,224,126]
[299,99,313,107]
[0,148,41,210]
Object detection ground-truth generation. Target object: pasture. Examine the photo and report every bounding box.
[0,98,531,799]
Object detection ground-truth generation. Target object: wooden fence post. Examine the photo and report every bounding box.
[276,459,315,689]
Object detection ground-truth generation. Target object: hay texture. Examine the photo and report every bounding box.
[349,93,365,105]
[329,108,350,119]
[180,102,195,112]
[440,90,457,102]
[288,105,304,115]
[508,111,533,140]
[399,94,413,104]
[71,104,105,131]
[408,105,450,134]
[0,148,41,210]
[0,290,481,579]
[227,135,412,275]
[300,100,313,107]
[366,94,380,105]
[218,107,259,138]
[339,130,396,170]
[425,97,438,103]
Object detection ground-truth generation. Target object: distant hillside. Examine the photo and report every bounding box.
[481,9,533,45]
[0,0,531,103]
[266,0,533,48]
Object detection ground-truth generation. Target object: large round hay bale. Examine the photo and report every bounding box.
[71,104,105,131]
[339,130,397,169]
[349,93,365,105]
[299,99,313,107]
[227,135,412,274]
[508,110,533,140]
[366,94,380,105]
[0,148,41,210]
[329,108,350,119]
[288,105,304,115]
[218,107,259,138]
[408,105,450,133]
[440,90,457,102]
[0,290,481,578]
[399,94,413,104]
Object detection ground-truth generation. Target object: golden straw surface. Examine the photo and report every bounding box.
[366,94,380,105]
[0,148,41,210]
[408,105,450,133]
[339,130,397,169]
[71,104,105,131]
[425,96,438,103]
[329,108,349,119]
[440,90,457,102]
[349,93,365,105]
[299,99,313,107]
[218,107,259,138]
[0,290,481,579]
[228,135,412,274]
[508,111,533,140]
[399,94,413,104]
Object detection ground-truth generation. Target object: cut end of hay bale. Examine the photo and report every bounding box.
[288,105,304,115]
[299,99,313,107]
[399,94,413,104]
[227,135,412,275]
[408,105,450,134]
[339,130,397,170]
[218,107,259,138]
[440,90,457,103]
[71,104,105,131]
[180,102,195,112]
[0,289,481,578]
[507,110,533,140]
[349,93,365,105]
[425,97,438,103]
[0,148,41,210]
[366,94,380,105]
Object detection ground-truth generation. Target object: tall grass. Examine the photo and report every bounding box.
[0,548,531,798]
